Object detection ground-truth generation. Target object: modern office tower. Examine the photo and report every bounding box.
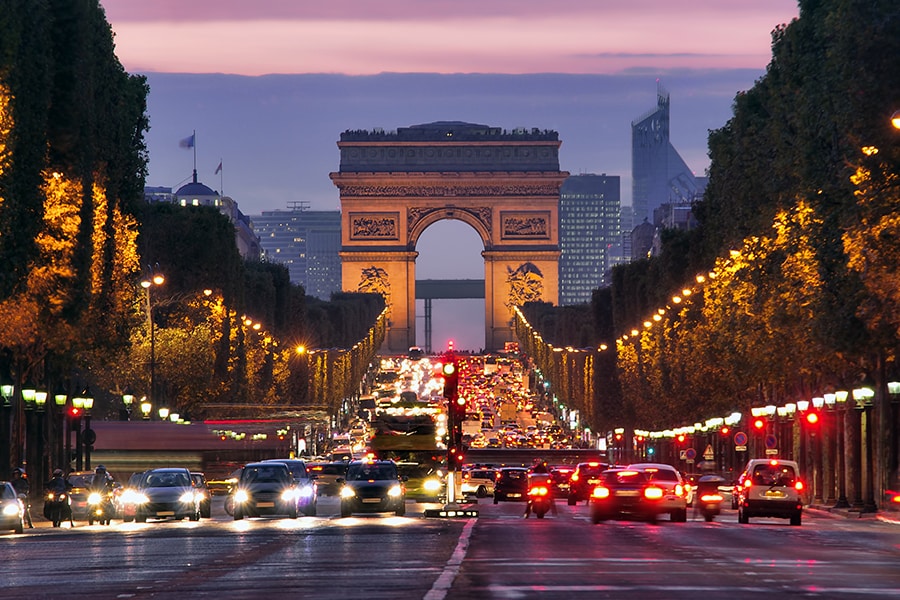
[558,173,621,304]
[250,204,342,300]
[631,82,704,227]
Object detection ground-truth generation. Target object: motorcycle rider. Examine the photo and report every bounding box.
[90,465,113,492]
[524,458,558,518]
[46,468,74,527]
[11,468,34,528]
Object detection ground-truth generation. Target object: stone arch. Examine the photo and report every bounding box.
[330,121,568,353]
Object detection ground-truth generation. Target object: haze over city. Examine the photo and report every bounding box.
[100,1,800,352]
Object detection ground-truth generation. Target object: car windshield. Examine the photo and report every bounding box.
[605,471,648,485]
[643,468,678,482]
[1,483,15,500]
[501,470,526,481]
[242,466,291,484]
[347,464,397,481]
[67,475,92,488]
[751,464,796,486]
[310,463,347,476]
[144,472,190,488]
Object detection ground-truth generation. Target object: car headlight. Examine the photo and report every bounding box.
[88,492,103,505]
[2,504,20,516]
[281,488,300,502]
[180,491,196,504]
[234,490,249,504]
[340,486,356,499]
[297,485,314,498]
[423,479,441,493]
[387,485,402,498]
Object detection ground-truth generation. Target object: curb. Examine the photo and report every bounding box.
[806,504,900,525]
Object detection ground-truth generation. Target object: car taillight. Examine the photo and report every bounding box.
[644,486,664,500]
[592,486,610,499]
[570,473,579,482]
[675,484,685,497]
[528,486,549,497]
[700,493,723,503]
[744,479,753,489]
[795,480,804,491]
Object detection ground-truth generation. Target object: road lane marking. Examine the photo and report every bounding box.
[423,518,476,600]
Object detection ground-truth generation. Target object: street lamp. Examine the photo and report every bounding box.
[141,266,165,417]
[54,390,67,471]
[891,110,900,130]
[122,390,135,421]
[853,386,877,512]
[158,407,170,421]
[832,390,851,508]
[140,397,152,420]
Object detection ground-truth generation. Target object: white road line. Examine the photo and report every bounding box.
[423,518,476,600]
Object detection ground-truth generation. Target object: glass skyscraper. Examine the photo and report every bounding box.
[250,206,342,300]
[558,173,621,305]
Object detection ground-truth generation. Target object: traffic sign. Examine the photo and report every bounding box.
[734,431,748,446]
[684,447,697,461]
[765,434,777,449]
[703,444,714,461]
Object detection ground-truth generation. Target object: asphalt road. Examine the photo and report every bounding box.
[4,496,900,599]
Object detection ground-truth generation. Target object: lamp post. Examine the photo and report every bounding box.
[854,386,877,513]
[54,390,67,471]
[833,390,851,508]
[21,384,35,490]
[141,267,165,417]
[0,383,12,479]
[158,406,170,422]
[122,390,135,421]
[82,388,95,471]
[140,397,152,420]
[71,394,85,470]
[33,391,47,494]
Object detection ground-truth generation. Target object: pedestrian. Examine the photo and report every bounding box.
[11,468,34,528]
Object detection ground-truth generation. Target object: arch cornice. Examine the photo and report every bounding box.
[407,205,492,249]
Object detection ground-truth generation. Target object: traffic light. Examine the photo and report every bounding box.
[448,447,464,470]
[442,360,459,400]
[753,418,766,432]
[69,406,82,419]
[720,426,730,436]
[805,412,819,426]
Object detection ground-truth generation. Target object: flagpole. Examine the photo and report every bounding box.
[218,158,224,201]
[192,129,197,175]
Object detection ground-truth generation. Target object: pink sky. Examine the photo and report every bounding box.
[101,0,799,76]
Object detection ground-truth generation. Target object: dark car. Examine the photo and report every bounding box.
[191,472,212,518]
[549,466,574,497]
[262,459,317,516]
[63,471,97,521]
[567,462,608,505]
[307,461,349,496]
[492,467,529,503]
[589,468,670,524]
[0,481,25,534]
[339,459,406,517]
[119,471,146,523]
[134,468,201,522]
[233,462,300,520]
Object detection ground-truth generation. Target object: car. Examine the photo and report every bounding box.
[307,461,349,495]
[261,459,317,516]
[134,468,201,522]
[549,466,574,497]
[0,481,25,534]
[589,468,673,524]
[397,462,444,502]
[191,472,212,518]
[233,462,300,520]
[63,471,103,521]
[461,468,496,498]
[567,462,608,505]
[625,463,688,522]
[118,471,146,523]
[492,467,529,503]
[736,458,803,526]
[339,459,406,517]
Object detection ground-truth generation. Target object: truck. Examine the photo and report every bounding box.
[369,411,446,501]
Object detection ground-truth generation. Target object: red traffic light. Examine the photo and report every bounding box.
[676,434,686,443]
[806,412,819,425]
[69,407,82,418]
[720,426,730,436]
[753,418,765,430]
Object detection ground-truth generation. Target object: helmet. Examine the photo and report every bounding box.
[95,464,107,473]
[14,467,25,476]
[53,468,63,476]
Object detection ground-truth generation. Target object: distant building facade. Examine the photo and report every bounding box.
[631,83,705,228]
[558,174,621,304]
[144,172,261,261]
[250,205,342,300]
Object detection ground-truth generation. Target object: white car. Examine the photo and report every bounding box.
[736,458,803,526]
[625,463,688,522]
[461,468,496,498]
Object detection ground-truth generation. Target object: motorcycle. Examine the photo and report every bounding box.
[87,490,115,525]
[44,491,73,528]
[695,475,726,522]
[525,474,554,519]
[17,494,34,529]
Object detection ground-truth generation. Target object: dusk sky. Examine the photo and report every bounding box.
[100,1,800,352]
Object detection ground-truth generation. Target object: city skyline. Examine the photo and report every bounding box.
[99,1,801,352]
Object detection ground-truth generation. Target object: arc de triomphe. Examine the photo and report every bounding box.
[330,121,568,354]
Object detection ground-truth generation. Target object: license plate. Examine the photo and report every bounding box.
[362,498,382,503]
[508,493,522,498]
[615,490,639,497]
[256,502,275,508]
[156,511,175,516]
[764,490,786,498]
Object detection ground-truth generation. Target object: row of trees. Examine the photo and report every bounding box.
[517,1,899,486]
[0,2,387,480]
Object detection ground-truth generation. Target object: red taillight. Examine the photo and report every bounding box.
[675,484,685,497]
[892,495,900,504]
[528,486,549,497]
[570,473,579,482]
[699,493,724,503]
[744,479,753,489]
[795,480,804,491]
[644,486,664,500]
[592,486,610,499]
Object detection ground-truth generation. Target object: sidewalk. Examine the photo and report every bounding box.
[806,503,900,525]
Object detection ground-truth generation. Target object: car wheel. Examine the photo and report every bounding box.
[738,508,749,524]
[123,515,133,523]
[790,513,801,526]
[395,503,406,517]
[289,507,298,519]
[673,509,687,523]
[704,514,714,522]
[190,509,200,522]
[202,504,211,519]
[88,516,94,525]
[14,519,23,534]
[567,495,576,506]
[475,486,487,498]
[340,504,351,518]
[590,510,603,524]
[136,515,146,523]
[493,495,499,505]
[647,514,658,525]
[224,495,234,516]
[305,503,316,517]
[233,507,243,521]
